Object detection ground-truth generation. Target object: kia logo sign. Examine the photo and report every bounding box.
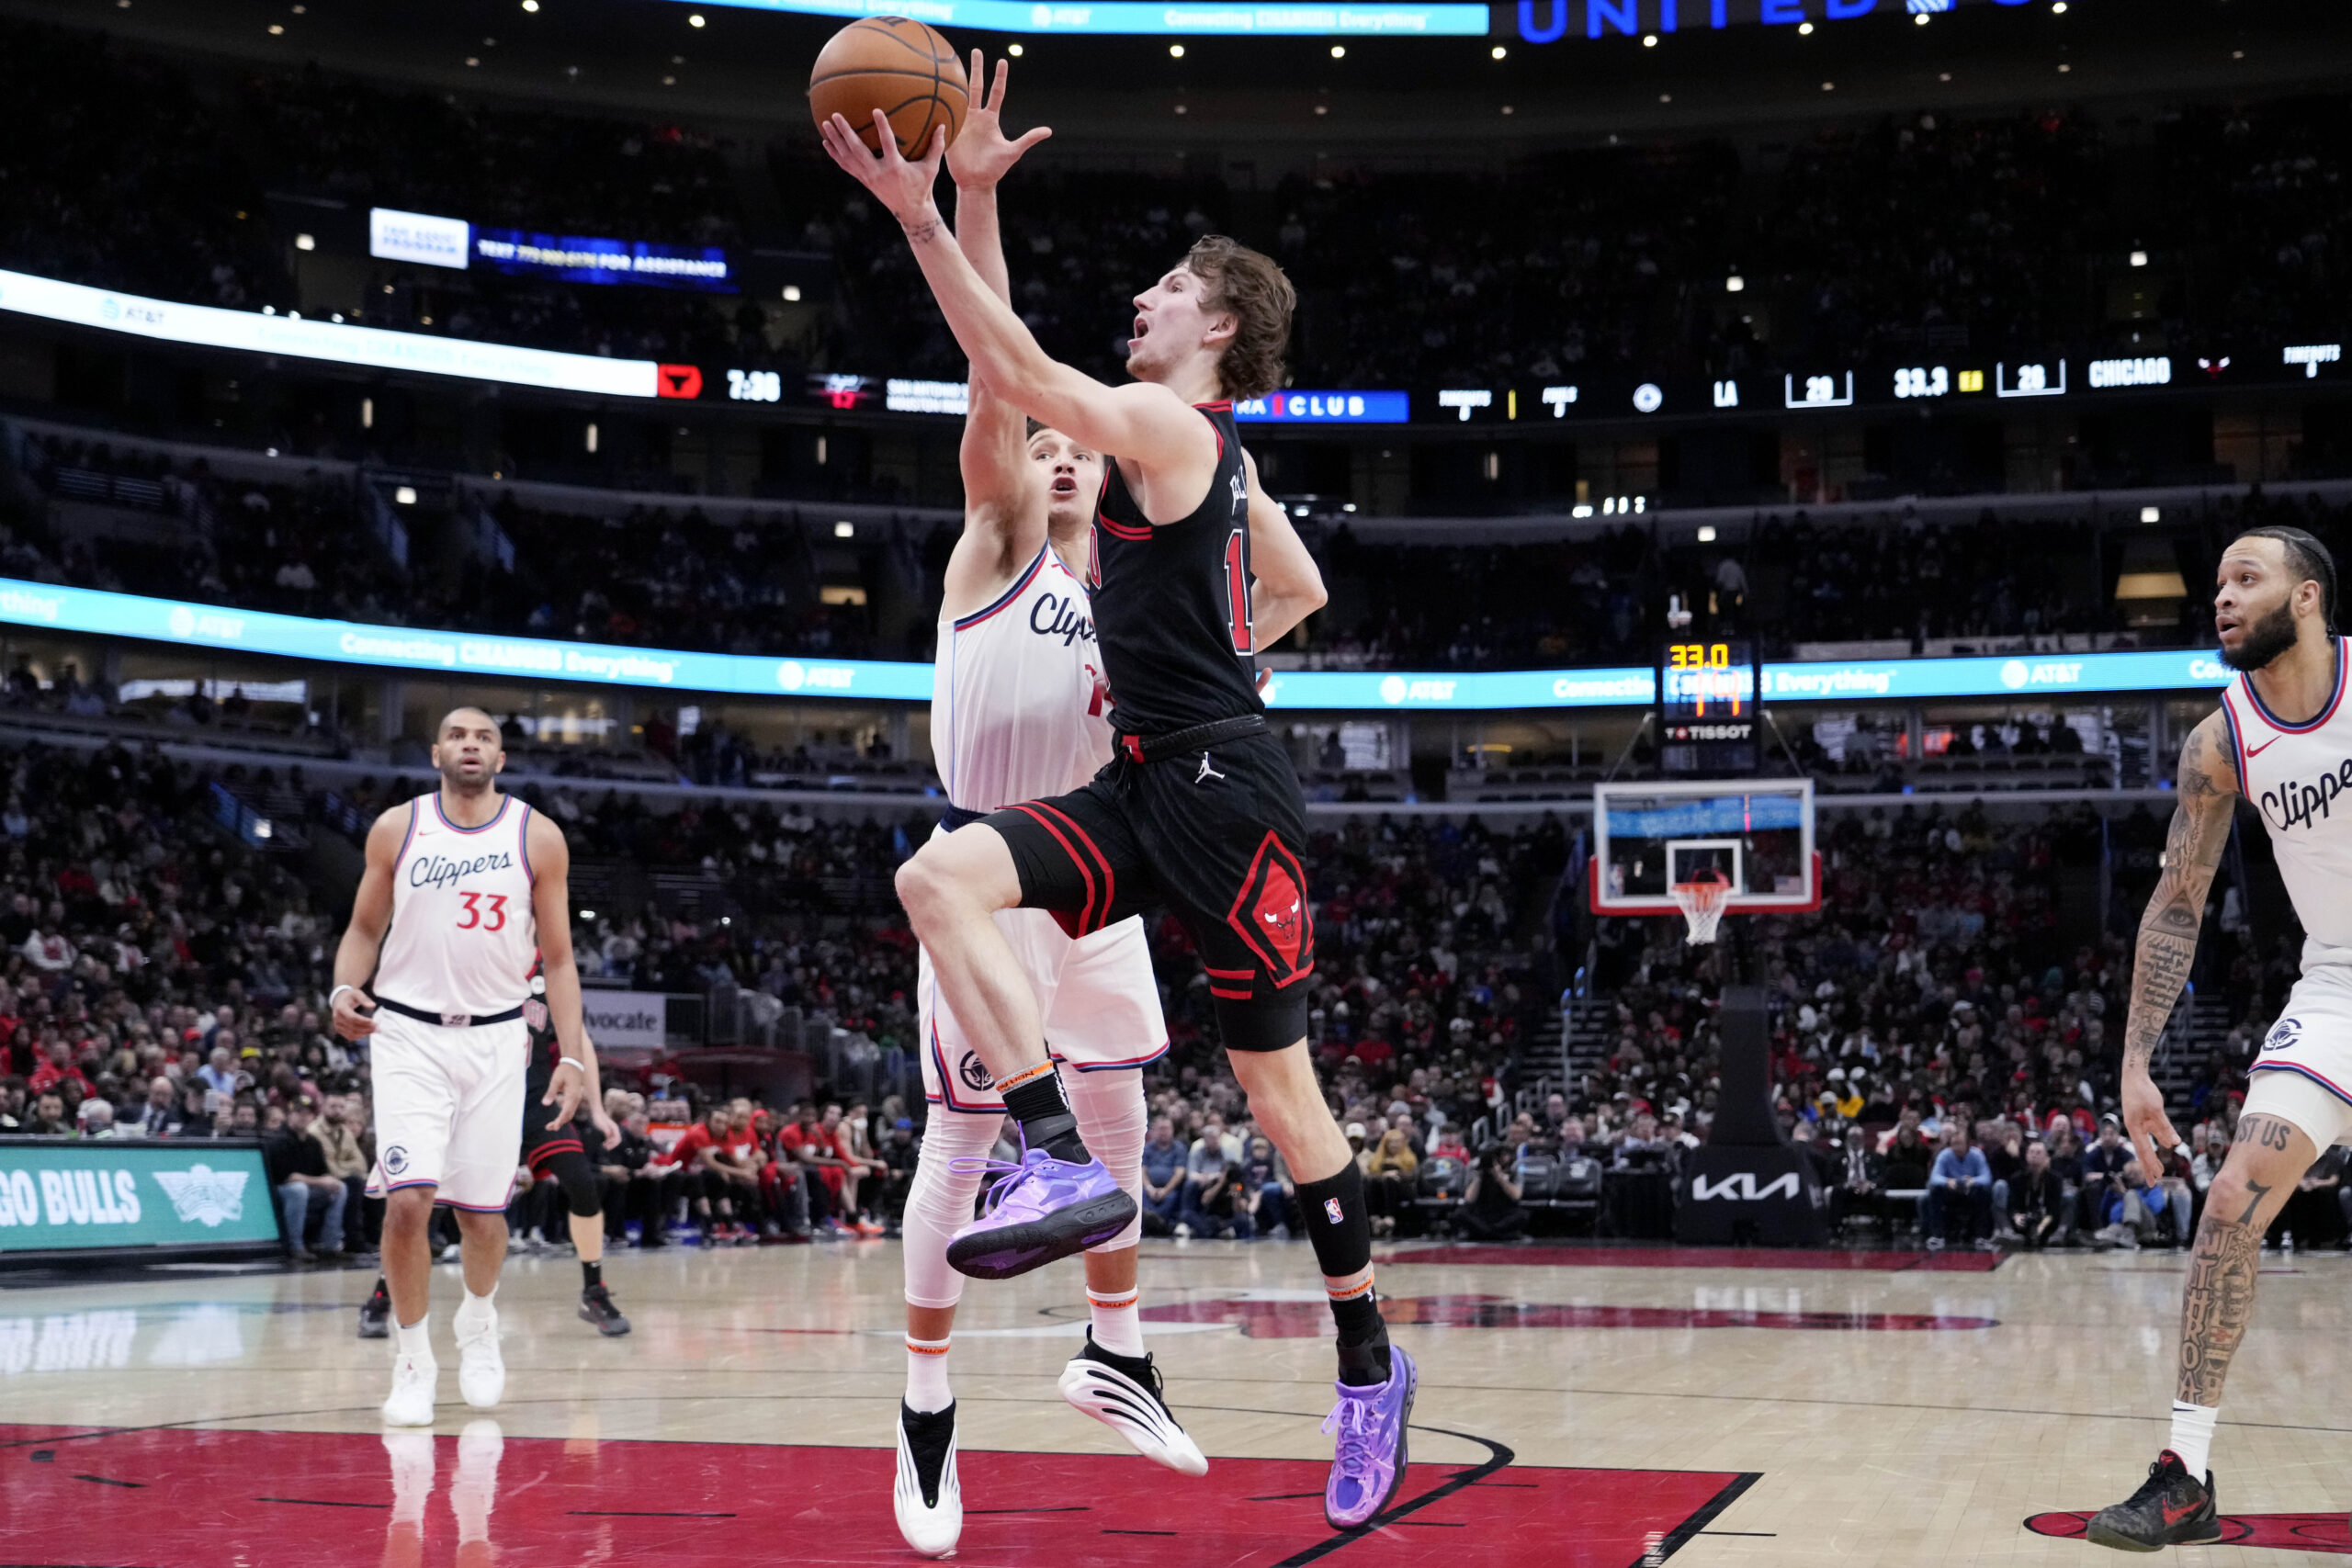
[657,364,704,400]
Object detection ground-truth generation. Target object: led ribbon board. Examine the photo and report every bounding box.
[0,268,663,398]
[0,579,2241,709]
[654,0,1489,32]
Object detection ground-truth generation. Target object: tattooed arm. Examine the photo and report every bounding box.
[2121,711,2239,1181]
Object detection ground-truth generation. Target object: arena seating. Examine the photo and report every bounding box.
[3,18,2349,388]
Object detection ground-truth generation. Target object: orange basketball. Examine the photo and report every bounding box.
[808,17,967,160]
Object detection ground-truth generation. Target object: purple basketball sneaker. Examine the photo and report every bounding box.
[944,1143,1137,1280]
[1321,1347,1416,1529]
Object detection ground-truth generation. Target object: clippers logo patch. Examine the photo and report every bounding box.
[383,1145,410,1177]
[958,1051,994,1093]
[1325,1197,1345,1225]
[2263,1017,2302,1054]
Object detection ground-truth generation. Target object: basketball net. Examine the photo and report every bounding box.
[1669,872,1732,946]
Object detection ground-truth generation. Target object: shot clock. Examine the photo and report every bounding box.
[1658,638,1759,775]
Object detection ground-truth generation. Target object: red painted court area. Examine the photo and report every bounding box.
[0,1423,1750,1568]
[1380,1245,2003,1272]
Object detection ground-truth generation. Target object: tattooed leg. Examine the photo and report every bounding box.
[2176,1115,2310,1407]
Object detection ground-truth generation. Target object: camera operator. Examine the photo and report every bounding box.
[1458,1142,1526,1242]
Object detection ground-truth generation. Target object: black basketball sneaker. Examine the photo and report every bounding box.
[1057,1331,1207,1475]
[578,1283,631,1337]
[356,1277,390,1339]
[2085,1451,2222,1551]
[893,1401,961,1558]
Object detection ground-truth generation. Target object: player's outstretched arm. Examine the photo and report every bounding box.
[328,806,404,1041]
[527,813,592,1129]
[2121,710,2238,1179]
[1241,449,1327,653]
[948,54,1051,590]
[819,93,1215,487]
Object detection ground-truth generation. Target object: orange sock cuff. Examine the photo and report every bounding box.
[994,1059,1058,1092]
[1085,1290,1139,1309]
[1325,1274,1376,1302]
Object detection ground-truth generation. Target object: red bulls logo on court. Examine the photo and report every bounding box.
[1227,831,1315,986]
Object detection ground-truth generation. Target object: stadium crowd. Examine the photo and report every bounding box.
[0,720,2326,1254]
[1568,797,2315,1250]
[21,431,2352,677]
[4,20,2349,395]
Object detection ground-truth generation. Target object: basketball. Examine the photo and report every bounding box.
[808,17,967,159]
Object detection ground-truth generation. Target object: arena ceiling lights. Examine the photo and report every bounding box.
[0,268,664,399]
[650,0,1490,34]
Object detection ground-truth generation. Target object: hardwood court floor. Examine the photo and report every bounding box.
[5,1236,2351,1565]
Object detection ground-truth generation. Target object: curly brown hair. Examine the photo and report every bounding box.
[1183,235,1295,401]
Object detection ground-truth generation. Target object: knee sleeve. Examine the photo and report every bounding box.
[545,1150,602,1219]
[902,1111,1004,1310]
[1064,1066,1147,1253]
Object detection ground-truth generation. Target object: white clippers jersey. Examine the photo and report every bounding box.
[374,793,538,1017]
[2221,636,2352,960]
[933,540,1114,812]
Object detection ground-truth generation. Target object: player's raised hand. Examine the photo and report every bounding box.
[819,108,946,224]
[948,51,1052,191]
[2120,1061,2183,1185]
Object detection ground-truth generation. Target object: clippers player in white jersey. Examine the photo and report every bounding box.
[891,62,1203,1560]
[2090,526,2352,1549]
[332,707,597,1429]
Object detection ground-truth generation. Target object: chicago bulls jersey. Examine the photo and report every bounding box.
[375,793,538,1017]
[933,540,1113,812]
[1088,400,1263,736]
[2220,636,2352,957]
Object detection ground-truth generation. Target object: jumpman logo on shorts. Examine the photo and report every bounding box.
[1195,753,1226,784]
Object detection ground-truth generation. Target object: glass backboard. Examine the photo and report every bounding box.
[1590,778,1819,916]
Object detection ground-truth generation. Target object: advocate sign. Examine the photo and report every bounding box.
[0,1141,282,1258]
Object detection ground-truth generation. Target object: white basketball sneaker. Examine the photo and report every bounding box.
[454,1303,505,1410]
[893,1401,962,1558]
[381,1348,438,1427]
[1058,1331,1208,1475]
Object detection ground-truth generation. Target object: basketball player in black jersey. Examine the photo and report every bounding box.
[361,959,629,1338]
[824,78,1413,1529]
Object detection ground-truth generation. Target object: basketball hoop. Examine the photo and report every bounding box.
[1669,873,1733,946]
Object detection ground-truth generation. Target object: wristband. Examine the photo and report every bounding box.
[329,985,360,1008]
[558,1056,587,1074]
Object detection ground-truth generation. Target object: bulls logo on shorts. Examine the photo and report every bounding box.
[383,1145,410,1176]
[958,1051,994,1093]
[1226,830,1315,987]
[523,998,549,1033]
[2264,1017,2303,1053]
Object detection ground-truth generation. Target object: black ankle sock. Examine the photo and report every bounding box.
[1336,1320,1393,1387]
[1001,1071,1091,1164]
[582,1259,602,1291]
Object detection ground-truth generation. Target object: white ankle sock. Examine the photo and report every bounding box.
[2168,1400,2219,1476]
[1088,1290,1145,1358]
[906,1336,953,1413]
[396,1314,431,1358]
[455,1287,496,1331]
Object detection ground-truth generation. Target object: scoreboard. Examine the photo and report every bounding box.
[1659,638,1758,775]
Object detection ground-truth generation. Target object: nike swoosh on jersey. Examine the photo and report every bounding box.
[2245,736,2280,756]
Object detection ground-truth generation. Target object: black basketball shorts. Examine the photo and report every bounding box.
[519,997,585,1174]
[984,730,1315,1052]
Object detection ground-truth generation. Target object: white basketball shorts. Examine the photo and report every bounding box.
[365,1010,529,1211]
[2245,964,2352,1150]
[920,908,1167,1114]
